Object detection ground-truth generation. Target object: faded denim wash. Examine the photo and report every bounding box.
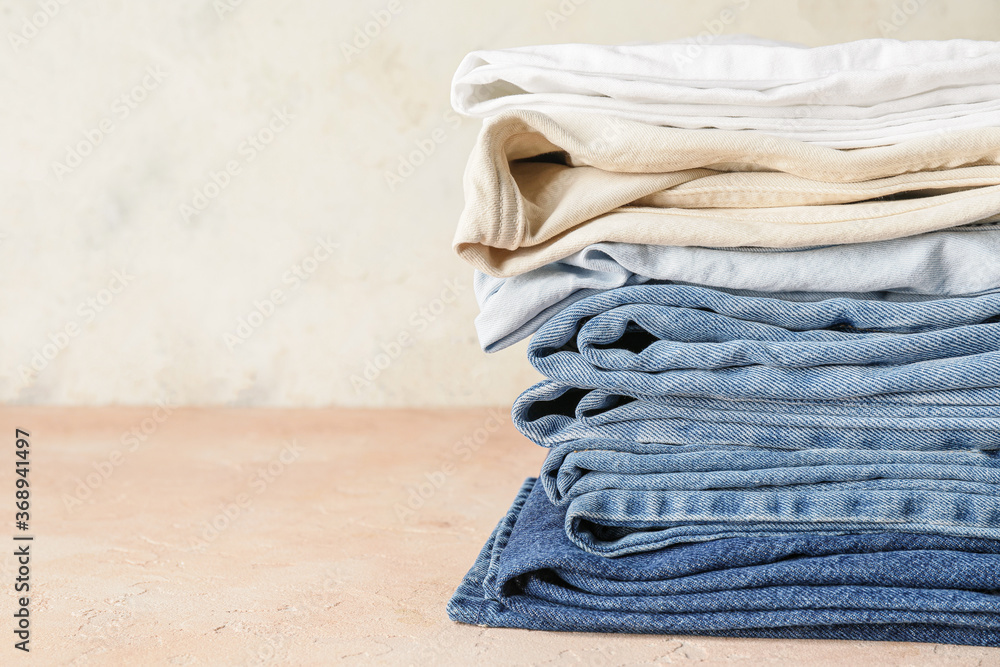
[512,382,1000,450]
[539,440,1000,556]
[526,284,1000,403]
[505,285,1000,556]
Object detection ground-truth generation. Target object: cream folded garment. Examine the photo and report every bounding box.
[452,37,1000,148]
[454,111,1000,278]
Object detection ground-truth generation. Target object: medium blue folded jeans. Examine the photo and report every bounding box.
[526,284,1000,404]
[513,382,1000,449]
[449,478,1000,647]
[539,440,1000,556]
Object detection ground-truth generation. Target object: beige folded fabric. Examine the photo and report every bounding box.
[454,111,1000,277]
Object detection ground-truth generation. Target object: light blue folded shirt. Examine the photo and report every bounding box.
[474,223,1000,352]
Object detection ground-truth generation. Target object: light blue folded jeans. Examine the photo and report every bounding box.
[475,224,1000,351]
[540,440,1000,556]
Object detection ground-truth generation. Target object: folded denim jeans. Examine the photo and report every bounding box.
[449,478,1000,647]
[525,284,1000,403]
[538,440,1000,556]
[473,224,1000,352]
[510,286,1000,555]
[512,382,1000,450]
[452,37,1000,148]
[455,112,1000,277]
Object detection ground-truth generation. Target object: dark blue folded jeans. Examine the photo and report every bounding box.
[449,478,1000,647]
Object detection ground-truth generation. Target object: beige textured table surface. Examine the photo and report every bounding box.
[3,406,998,665]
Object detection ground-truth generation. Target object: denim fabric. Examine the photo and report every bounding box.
[526,284,1000,402]
[507,285,1000,555]
[474,224,1000,352]
[538,441,1000,556]
[512,382,1000,449]
[449,478,1000,647]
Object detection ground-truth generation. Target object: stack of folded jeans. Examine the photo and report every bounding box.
[447,38,1000,648]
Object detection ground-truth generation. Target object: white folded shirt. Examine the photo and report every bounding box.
[452,37,1000,148]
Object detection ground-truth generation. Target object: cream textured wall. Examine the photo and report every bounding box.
[2,0,998,407]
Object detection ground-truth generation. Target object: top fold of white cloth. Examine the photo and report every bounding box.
[452,37,1000,148]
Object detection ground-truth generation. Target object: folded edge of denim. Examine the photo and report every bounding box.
[525,285,1000,402]
[539,441,1000,504]
[510,381,1000,450]
[447,477,1000,646]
